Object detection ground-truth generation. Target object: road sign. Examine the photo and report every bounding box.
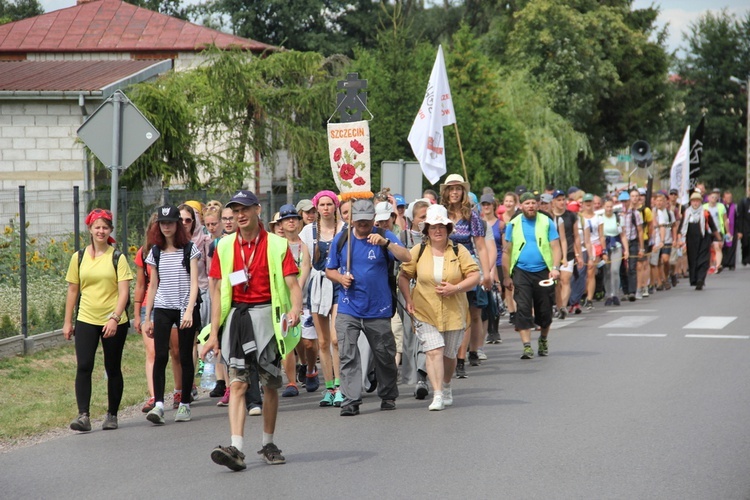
[604,168,622,184]
[381,160,422,203]
[77,90,160,170]
[617,154,632,163]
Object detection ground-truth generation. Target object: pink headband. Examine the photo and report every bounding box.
[312,190,340,208]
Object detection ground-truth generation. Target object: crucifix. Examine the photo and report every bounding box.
[336,73,368,123]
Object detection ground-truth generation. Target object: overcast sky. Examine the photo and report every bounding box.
[38,0,748,56]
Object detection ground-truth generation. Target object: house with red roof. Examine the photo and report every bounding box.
[0,0,274,233]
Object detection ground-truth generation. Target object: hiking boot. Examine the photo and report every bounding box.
[175,405,191,422]
[211,445,246,471]
[70,413,91,432]
[428,395,444,411]
[209,380,226,398]
[258,443,286,465]
[468,351,480,366]
[305,370,320,393]
[538,337,549,357]
[281,384,299,398]
[217,387,230,407]
[102,413,118,430]
[414,381,429,400]
[340,404,360,416]
[333,389,344,407]
[612,296,621,306]
[141,397,155,413]
[521,346,534,360]
[147,406,165,425]
[455,361,467,379]
[319,389,335,407]
[380,399,396,411]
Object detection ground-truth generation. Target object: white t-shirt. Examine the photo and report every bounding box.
[145,244,201,316]
[582,214,603,245]
[654,208,674,245]
[433,256,444,284]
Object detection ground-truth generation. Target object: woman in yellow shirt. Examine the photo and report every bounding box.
[63,208,133,432]
[398,205,479,411]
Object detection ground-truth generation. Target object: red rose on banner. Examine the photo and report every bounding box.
[353,177,366,186]
[333,148,342,162]
[350,140,365,154]
[339,164,356,180]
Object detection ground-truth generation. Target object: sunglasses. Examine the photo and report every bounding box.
[180,217,193,223]
[91,208,113,217]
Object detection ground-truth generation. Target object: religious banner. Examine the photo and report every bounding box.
[689,115,705,190]
[670,126,691,205]
[328,120,372,200]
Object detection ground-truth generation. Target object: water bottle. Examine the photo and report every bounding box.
[200,351,216,390]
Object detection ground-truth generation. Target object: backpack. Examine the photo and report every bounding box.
[336,227,397,317]
[76,247,131,318]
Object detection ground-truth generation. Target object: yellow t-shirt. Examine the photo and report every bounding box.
[640,207,652,241]
[65,246,133,326]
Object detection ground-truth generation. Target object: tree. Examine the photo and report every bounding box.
[0,0,42,24]
[675,9,750,189]
[126,0,190,20]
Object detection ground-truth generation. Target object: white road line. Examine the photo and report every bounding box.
[599,316,658,328]
[550,318,583,330]
[606,333,667,337]
[606,309,657,313]
[685,334,749,340]
[682,316,738,330]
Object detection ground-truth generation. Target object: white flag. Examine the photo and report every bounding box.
[669,126,691,205]
[408,45,456,185]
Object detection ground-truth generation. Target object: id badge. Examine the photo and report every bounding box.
[229,269,248,287]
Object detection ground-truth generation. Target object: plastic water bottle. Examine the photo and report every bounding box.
[200,351,216,390]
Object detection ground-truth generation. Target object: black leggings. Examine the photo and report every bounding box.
[152,308,199,405]
[74,320,129,415]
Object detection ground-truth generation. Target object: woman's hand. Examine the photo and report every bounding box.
[435,281,461,297]
[102,318,117,338]
[405,301,415,316]
[63,321,74,340]
[180,307,194,329]
[143,319,154,338]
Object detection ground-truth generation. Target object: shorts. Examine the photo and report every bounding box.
[639,243,652,262]
[229,363,282,390]
[560,259,575,273]
[650,244,673,266]
[301,309,317,340]
[414,321,463,359]
[139,307,154,324]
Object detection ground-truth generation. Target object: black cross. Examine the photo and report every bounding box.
[336,73,368,123]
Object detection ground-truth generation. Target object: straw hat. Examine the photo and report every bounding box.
[439,173,470,193]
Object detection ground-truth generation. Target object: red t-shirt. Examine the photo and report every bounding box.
[209,227,298,304]
[134,246,151,312]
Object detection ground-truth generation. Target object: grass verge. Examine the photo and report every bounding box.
[0,332,176,444]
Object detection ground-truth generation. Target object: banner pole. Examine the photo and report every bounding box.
[346,198,354,279]
[454,123,468,181]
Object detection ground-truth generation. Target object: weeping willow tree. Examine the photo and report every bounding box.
[498,70,590,190]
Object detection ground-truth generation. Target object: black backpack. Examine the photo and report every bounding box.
[76,248,131,318]
[336,227,397,317]
[150,242,202,305]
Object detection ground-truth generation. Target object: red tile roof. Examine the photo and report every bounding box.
[0,0,272,54]
[0,60,169,92]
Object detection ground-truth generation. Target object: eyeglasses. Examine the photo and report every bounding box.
[180,217,193,223]
[221,217,234,222]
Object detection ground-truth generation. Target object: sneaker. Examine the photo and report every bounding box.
[477,349,487,361]
[635,289,643,300]
[258,443,286,465]
[365,370,378,393]
[141,397,155,413]
[414,381,429,400]
[455,362,467,379]
[211,445,246,471]
[671,274,678,287]
[319,389,335,407]
[305,370,320,393]
[297,364,307,385]
[521,345,534,360]
[172,392,181,410]
[509,312,516,325]
[146,406,165,425]
[209,380,226,398]
[340,404,360,416]
[442,387,453,406]
[695,280,704,291]
[191,384,198,400]
[428,395,444,411]
[644,286,652,297]
[380,399,396,411]
[333,389,344,407]
[175,405,191,422]
[604,297,613,306]
[70,413,91,432]
[553,305,560,319]
[248,405,262,416]
[585,300,593,311]
[708,266,716,275]
[217,387,230,407]
[468,351,480,366]
[612,296,621,306]
[102,413,118,430]
[281,384,299,397]
[628,293,636,302]
[538,337,549,357]
[573,303,582,314]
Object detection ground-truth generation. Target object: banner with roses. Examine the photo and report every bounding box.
[327,120,372,200]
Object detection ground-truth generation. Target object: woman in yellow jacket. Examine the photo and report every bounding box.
[398,205,479,411]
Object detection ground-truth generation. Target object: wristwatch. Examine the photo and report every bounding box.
[552,266,559,271]
[383,239,391,249]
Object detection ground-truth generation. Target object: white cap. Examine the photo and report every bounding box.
[375,201,394,222]
[419,204,454,233]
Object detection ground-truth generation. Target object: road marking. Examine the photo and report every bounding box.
[606,309,657,313]
[550,317,583,330]
[685,334,749,340]
[599,316,658,328]
[607,333,667,337]
[682,316,738,330]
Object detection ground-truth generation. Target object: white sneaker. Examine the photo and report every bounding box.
[477,349,487,361]
[442,386,453,407]
[248,406,262,416]
[428,395,444,411]
[146,406,165,425]
[174,405,191,422]
[635,289,643,300]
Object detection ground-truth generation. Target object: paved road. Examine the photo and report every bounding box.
[2,268,750,499]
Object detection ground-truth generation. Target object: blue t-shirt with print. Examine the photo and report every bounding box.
[326,228,402,319]
[505,214,559,272]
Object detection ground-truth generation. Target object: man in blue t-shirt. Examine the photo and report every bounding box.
[502,192,562,360]
[326,199,412,416]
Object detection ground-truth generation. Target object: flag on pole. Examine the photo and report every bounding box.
[670,126,691,205]
[688,115,704,190]
[408,45,456,185]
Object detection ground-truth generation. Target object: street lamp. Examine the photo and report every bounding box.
[730,75,750,194]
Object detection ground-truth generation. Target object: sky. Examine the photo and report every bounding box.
[37,0,749,56]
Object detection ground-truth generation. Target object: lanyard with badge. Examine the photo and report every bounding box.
[228,233,260,292]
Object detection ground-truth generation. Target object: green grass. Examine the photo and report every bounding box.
[0,333,176,443]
